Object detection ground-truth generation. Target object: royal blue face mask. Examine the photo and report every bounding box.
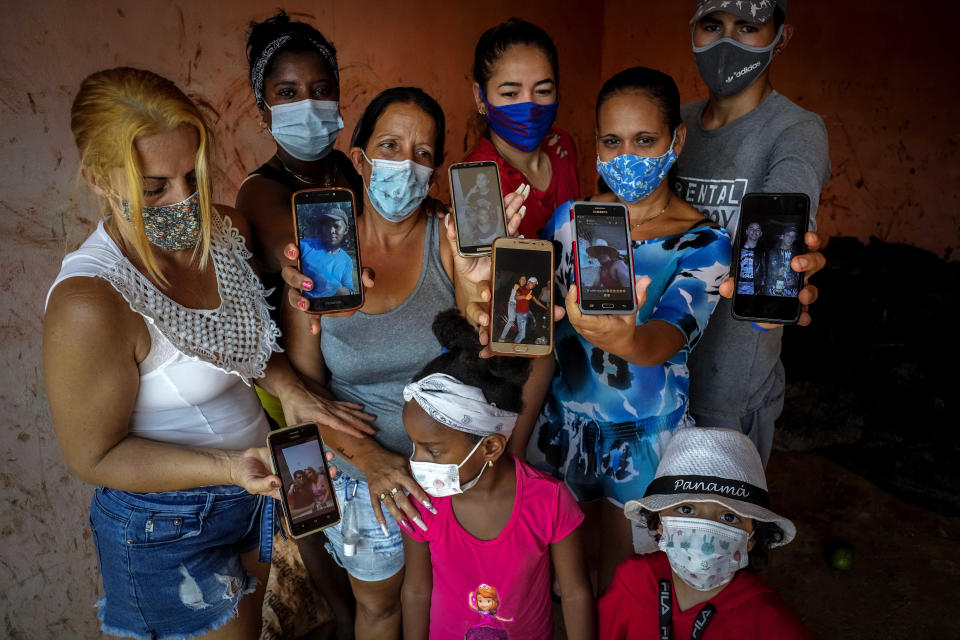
[482,92,558,152]
[596,130,678,204]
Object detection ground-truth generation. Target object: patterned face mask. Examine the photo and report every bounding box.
[659,516,751,591]
[121,191,202,251]
[362,151,433,223]
[596,130,678,204]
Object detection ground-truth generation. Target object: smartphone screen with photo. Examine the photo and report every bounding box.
[449,161,506,256]
[731,193,810,324]
[293,188,363,314]
[267,423,340,538]
[572,201,636,314]
[490,237,554,357]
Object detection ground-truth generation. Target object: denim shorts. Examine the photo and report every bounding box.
[322,471,404,582]
[528,403,691,507]
[89,485,279,639]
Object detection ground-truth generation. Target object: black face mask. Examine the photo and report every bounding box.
[692,25,783,97]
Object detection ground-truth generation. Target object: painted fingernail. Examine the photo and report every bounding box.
[286,248,296,258]
[380,522,389,537]
[516,183,526,194]
[414,517,427,531]
[302,280,313,291]
[298,300,307,310]
[519,205,526,217]
[423,500,437,514]
[400,519,410,529]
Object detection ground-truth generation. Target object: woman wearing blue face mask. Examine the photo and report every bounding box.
[464,18,580,239]
[526,67,732,593]
[283,87,529,640]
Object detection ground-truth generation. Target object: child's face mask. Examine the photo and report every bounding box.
[659,516,751,591]
[409,437,488,498]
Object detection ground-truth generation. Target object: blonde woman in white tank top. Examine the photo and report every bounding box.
[43,68,369,640]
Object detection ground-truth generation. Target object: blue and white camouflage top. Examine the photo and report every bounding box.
[543,200,731,426]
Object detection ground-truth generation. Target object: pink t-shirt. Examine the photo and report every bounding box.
[402,456,584,640]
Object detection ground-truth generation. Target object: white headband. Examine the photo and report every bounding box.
[250,34,339,109]
[403,373,518,438]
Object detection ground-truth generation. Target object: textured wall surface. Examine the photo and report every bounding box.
[0,1,955,637]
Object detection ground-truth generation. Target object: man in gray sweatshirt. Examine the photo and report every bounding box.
[676,0,830,464]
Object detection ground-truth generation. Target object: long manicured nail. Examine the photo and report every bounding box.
[523,183,531,197]
[400,519,410,529]
[515,183,527,194]
[414,516,427,531]
[423,500,437,514]
[519,205,526,217]
[380,522,389,537]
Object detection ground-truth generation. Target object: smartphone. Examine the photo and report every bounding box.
[267,423,340,538]
[292,187,363,313]
[571,201,636,315]
[489,237,554,357]
[448,161,507,257]
[731,193,811,324]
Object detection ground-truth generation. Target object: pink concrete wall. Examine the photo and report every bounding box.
[0,1,955,636]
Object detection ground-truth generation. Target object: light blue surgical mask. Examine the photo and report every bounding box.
[362,151,433,222]
[268,99,344,161]
[596,130,678,204]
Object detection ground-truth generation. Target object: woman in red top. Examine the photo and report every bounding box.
[464,18,579,238]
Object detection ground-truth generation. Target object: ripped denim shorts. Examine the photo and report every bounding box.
[89,485,278,639]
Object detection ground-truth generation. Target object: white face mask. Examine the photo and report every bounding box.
[409,437,488,498]
[362,151,433,222]
[659,516,751,592]
[268,99,344,161]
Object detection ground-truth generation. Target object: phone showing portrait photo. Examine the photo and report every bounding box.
[489,237,554,358]
[572,201,636,315]
[449,161,507,257]
[292,187,363,314]
[267,423,340,539]
[731,192,810,325]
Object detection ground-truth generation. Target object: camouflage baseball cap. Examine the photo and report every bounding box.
[690,0,787,25]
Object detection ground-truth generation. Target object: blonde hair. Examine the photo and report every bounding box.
[70,67,214,284]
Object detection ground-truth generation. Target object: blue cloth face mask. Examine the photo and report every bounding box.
[268,99,344,161]
[595,130,678,204]
[482,92,558,152]
[362,151,433,222]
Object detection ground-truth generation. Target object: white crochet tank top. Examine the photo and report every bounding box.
[45,213,280,450]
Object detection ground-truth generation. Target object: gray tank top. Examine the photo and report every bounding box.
[321,216,455,481]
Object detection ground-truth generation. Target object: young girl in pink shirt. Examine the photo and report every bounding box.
[398,310,595,639]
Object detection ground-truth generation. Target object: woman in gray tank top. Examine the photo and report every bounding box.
[283,87,528,639]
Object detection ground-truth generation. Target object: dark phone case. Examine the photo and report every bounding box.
[291,187,364,314]
[570,202,637,315]
[449,161,507,257]
[267,423,340,539]
[731,193,810,325]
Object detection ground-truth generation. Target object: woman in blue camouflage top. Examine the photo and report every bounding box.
[526,67,731,591]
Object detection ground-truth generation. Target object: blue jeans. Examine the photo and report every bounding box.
[89,485,278,639]
[322,471,405,582]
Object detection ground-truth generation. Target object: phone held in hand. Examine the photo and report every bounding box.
[731,192,810,325]
[448,161,507,257]
[267,423,340,539]
[489,237,555,358]
[571,201,637,315]
[292,187,363,314]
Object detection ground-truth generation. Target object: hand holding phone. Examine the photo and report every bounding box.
[292,188,364,314]
[731,193,810,325]
[267,423,341,538]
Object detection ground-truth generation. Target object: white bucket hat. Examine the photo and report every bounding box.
[624,427,796,546]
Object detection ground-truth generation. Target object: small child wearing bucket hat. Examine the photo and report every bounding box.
[598,427,810,639]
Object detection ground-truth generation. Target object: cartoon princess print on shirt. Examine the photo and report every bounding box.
[465,583,513,640]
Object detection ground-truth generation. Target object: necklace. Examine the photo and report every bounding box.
[630,195,671,229]
[278,157,337,187]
